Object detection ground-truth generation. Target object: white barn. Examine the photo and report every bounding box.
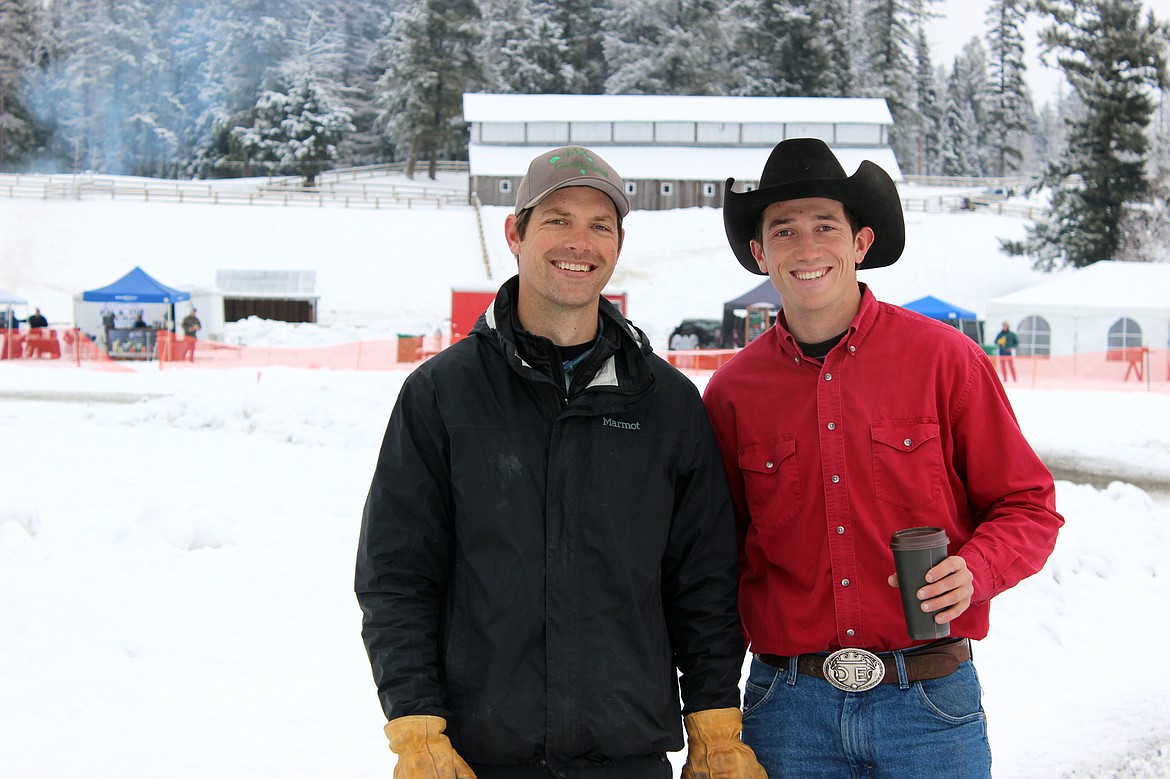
[462,93,901,211]
[984,261,1170,357]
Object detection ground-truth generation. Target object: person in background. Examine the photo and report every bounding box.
[703,138,1064,778]
[995,321,1019,382]
[181,307,201,362]
[356,146,764,779]
[27,307,49,329]
[132,312,149,329]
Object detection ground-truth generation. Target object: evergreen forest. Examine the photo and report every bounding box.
[0,0,1167,266]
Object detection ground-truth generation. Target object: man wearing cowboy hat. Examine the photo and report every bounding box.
[358,146,765,779]
[702,138,1063,776]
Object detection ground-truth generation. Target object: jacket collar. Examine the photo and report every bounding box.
[475,275,653,393]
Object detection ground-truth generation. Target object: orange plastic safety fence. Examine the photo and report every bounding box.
[987,349,1168,391]
[666,348,1169,393]
[153,338,407,371]
[9,337,1170,392]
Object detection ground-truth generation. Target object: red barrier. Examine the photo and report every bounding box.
[23,329,61,359]
[1,330,22,360]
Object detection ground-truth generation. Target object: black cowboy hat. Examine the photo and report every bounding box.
[723,138,905,274]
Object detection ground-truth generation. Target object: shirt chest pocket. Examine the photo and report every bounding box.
[737,435,803,528]
[870,420,944,509]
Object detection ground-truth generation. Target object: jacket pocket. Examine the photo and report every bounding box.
[442,596,474,699]
[737,435,802,527]
[870,419,943,509]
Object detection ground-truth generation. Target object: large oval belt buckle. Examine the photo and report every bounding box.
[822,648,886,692]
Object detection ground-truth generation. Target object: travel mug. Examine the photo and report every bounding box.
[890,527,951,641]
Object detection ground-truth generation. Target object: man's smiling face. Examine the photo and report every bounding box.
[507,185,623,329]
[750,196,874,342]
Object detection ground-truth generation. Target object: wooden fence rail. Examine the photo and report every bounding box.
[0,171,467,210]
[1,167,1049,220]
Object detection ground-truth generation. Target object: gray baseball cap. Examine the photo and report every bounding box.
[513,146,630,217]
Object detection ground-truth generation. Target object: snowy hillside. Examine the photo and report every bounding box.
[0,170,1053,352]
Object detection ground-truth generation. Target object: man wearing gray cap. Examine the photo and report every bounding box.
[356,146,763,779]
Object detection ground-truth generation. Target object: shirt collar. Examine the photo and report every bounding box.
[774,283,879,362]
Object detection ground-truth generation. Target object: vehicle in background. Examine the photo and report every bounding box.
[980,185,1015,200]
[669,318,722,350]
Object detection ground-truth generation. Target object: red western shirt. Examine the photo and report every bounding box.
[702,286,1063,655]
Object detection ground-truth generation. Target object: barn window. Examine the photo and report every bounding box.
[613,122,653,142]
[498,180,511,193]
[786,123,834,142]
[655,122,694,143]
[742,123,785,144]
[479,122,525,142]
[836,124,883,145]
[660,183,673,196]
[703,183,717,198]
[570,122,611,143]
[526,122,569,143]
[625,182,638,195]
[697,122,738,143]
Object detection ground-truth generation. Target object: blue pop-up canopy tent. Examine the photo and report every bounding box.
[79,266,191,338]
[82,266,190,303]
[902,295,976,322]
[903,295,982,341]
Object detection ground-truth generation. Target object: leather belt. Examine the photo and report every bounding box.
[756,638,971,688]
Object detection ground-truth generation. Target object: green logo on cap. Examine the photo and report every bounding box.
[547,147,609,179]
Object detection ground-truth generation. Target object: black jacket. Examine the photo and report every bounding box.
[356,277,743,770]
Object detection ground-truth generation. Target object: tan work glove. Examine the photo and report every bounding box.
[681,707,767,779]
[383,715,477,779]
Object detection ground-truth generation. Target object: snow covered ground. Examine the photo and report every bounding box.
[2,169,1169,777]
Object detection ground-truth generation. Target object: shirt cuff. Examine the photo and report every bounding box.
[960,548,995,605]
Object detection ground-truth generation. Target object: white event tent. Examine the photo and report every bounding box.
[984,261,1170,356]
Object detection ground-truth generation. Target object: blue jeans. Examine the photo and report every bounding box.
[742,655,991,778]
